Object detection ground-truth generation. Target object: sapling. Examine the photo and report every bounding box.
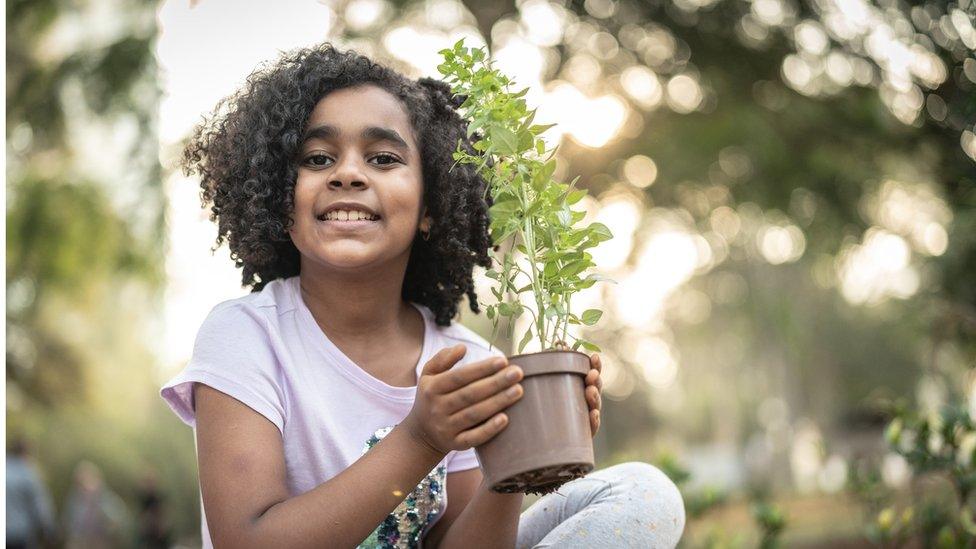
[436,38,614,355]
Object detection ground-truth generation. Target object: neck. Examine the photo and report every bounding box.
[298,258,414,345]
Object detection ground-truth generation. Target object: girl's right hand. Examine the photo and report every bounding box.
[402,344,524,456]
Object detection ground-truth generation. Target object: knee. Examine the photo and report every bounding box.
[604,461,686,546]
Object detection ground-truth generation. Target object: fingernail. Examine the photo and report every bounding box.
[506,385,520,397]
[506,367,521,381]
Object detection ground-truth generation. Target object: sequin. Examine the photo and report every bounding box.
[357,426,447,548]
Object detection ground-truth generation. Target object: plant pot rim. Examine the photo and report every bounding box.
[505,348,590,362]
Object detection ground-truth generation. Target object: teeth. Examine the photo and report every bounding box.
[321,209,377,221]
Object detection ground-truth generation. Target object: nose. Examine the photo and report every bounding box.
[328,154,368,190]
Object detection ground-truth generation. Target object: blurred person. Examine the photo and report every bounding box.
[160,41,683,548]
[136,467,173,548]
[63,460,130,549]
[6,437,58,549]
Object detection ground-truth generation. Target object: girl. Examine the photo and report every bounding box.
[160,43,684,548]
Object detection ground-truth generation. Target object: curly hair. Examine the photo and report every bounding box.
[183,43,494,326]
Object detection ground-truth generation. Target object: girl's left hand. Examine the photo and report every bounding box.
[585,353,603,437]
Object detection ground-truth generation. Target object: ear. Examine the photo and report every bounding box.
[419,206,431,232]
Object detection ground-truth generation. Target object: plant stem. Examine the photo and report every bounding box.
[522,209,547,347]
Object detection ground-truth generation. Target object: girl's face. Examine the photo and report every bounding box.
[289,84,427,273]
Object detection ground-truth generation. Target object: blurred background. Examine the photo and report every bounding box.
[5,0,974,546]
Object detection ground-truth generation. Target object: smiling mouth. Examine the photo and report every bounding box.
[316,210,381,222]
[315,213,382,233]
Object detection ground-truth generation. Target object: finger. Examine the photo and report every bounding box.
[449,382,523,430]
[586,385,601,411]
[430,355,510,394]
[596,373,603,391]
[442,364,523,413]
[422,344,467,377]
[456,413,509,448]
[585,368,599,386]
[590,409,600,436]
[590,353,602,373]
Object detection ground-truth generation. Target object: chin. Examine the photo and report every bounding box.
[316,250,381,270]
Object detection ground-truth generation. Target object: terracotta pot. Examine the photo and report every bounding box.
[474,349,594,495]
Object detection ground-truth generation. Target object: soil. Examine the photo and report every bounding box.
[490,462,594,495]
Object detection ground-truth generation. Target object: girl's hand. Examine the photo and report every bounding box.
[403,344,524,456]
[585,353,603,437]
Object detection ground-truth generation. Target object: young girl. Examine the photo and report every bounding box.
[161,43,684,548]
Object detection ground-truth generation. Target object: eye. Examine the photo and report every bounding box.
[302,153,401,168]
[304,153,332,167]
[370,153,401,166]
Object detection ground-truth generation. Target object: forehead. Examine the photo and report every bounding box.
[305,84,416,145]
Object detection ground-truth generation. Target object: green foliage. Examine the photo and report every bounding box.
[654,451,787,547]
[6,176,159,298]
[436,38,614,353]
[850,398,976,548]
[752,501,787,549]
[870,401,976,547]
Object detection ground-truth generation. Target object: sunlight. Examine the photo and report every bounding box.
[518,0,568,47]
[836,228,919,305]
[621,154,659,188]
[620,66,664,111]
[539,81,628,148]
[591,192,642,270]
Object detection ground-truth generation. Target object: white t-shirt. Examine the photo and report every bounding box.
[160,275,503,548]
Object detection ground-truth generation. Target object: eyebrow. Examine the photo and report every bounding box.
[301,124,411,152]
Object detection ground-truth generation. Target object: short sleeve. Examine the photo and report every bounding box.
[446,448,481,473]
[160,304,285,434]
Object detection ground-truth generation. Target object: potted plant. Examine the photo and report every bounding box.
[436,39,615,495]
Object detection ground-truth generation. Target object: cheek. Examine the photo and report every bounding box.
[291,176,317,213]
[384,181,425,225]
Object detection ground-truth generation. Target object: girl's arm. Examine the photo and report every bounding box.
[194,344,523,549]
[194,383,444,549]
[422,468,523,549]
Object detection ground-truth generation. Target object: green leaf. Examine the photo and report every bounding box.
[489,125,519,156]
[566,189,587,205]
[491,221,519,243]
[559,259,589,278]
[518,109,537,133]
[517,327,534,353]
[488,199,519,218]
[557,205,572,225]
[517,130,534,153]
[530,123,556,135]
[534,160,556,188]
[588,222,613,241]
[581,309,603,325]
[579,340,602,352]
